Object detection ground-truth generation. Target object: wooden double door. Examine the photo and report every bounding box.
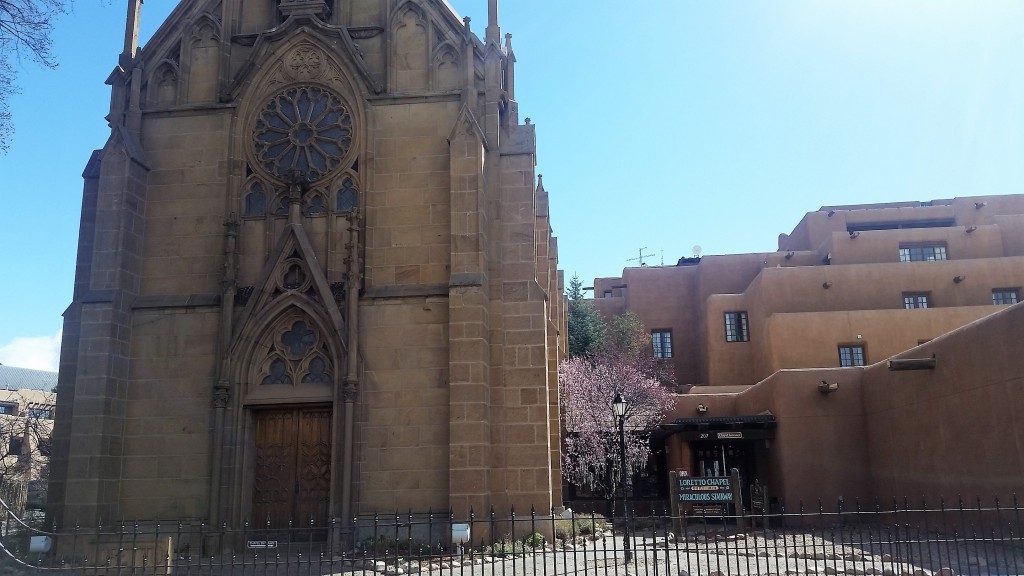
[252,407,332,530]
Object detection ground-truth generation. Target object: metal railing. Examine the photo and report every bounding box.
[1,497,1022,575]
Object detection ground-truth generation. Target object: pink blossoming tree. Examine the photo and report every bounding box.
[559,355,674,500]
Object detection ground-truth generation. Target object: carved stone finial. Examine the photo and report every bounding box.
[524,117,531,125]
[504,33,513,51]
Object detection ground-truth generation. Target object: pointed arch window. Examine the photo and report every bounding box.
[336,177,358,211]
[244,180,267,216]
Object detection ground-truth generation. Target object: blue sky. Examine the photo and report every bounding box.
[1,0,1023,370]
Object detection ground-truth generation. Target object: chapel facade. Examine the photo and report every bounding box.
[49,0,565,530]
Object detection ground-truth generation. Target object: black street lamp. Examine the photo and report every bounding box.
[612,392,632,564]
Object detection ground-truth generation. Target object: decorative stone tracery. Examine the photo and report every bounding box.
[252,85,354,183]
[256,317,333,387]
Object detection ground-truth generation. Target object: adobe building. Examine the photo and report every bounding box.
[589,195,1024,511]
[49,0,565,533]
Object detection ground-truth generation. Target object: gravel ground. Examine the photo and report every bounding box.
[329,526,1024,576]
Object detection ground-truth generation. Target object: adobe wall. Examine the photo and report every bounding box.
[618,267,702,385]
[861,303,1024,502]
[761,307,1002,375]
[735,369,871,511]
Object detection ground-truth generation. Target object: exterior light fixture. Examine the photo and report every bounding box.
[696,403,708,414]
[612,393,627,419]
[965,226,977,234]
[818,380,839,394]
[822,281,833,289]
[954,275,966,284]
[849,231,860,239]
[611,392,631,564]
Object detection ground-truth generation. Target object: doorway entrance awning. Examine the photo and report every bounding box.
[654,414,777,441]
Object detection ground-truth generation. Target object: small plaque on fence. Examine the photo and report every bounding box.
[247,540,278,549]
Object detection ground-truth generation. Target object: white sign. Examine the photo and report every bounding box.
[247,540,278,549]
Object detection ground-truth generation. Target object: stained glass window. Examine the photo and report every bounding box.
[281,321,316,357]
[262,358,293,384]
[253,86,353,181]
[336,177,358,211]
[301,356,332,384]
[244,181,266,216]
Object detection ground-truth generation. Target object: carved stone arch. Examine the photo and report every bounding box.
[232,296,344,402]
[184,13,222,103]
[228,18,379,100]
[390,1,429,92]
[431,41,460,91]
[331,171,360,212]
[147,60,181,108]
[234,35,366,193]
[191,13,222,43]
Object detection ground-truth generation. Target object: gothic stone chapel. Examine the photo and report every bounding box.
[49,0,565,533]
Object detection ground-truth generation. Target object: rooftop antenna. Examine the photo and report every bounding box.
[627,247,654,267]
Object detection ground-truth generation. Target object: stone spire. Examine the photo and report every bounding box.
[486,0,500,45]
[119,0,143,69]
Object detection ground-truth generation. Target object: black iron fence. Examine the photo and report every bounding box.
[1,497,1022,575]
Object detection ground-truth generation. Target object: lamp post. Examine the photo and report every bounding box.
[612,392,632,564]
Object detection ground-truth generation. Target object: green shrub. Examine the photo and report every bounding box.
[554,519,574,541]
[574,514,606,535]
[487,533,527,556]
[524,532,545,548]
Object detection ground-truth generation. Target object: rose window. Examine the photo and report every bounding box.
[253,86,353,182]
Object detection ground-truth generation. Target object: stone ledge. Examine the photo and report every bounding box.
[132,294,220,309]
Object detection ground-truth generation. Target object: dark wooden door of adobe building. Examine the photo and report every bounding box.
[253,408,332,530]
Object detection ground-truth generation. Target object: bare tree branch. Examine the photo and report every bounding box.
[0,0,69,152]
